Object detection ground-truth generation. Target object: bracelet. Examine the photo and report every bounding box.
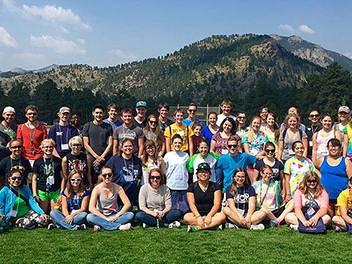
[196,215,201,218]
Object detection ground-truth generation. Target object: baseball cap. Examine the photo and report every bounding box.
[196,162,211,173]
[338,106,350,114]
[136,101,147,108]
[3,106,16,114]
[59,106,71,114]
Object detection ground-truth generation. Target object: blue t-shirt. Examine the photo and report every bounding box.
[103,118,122,132]
[61,188,90,212]
[201,126,216,146]
[182,118,205,128]
[226,184,256,215]
[48,124,79,157]
[215,152,256,192]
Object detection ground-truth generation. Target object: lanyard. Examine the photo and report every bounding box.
[123,157,135,180]
[259,179,271,206]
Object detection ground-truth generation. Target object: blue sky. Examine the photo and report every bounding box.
[0,0,351,71]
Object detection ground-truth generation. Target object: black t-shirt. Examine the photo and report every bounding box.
[226,184,256,216]
[0,156,32,185]
[187,181,220,215]
[254,159,284,182]
[305,125,321,158]
[82,121,113,156]
[33,156,62,192]
[159,118,173,132]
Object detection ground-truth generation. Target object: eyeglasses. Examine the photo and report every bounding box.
[228,144,237,149]
[71,144,82,147]
[102,173,113,178]
[150,176,161,180]
[70,179,82,183]
[237,116,246,119]
[188,109,196,112]
[309,114,319,117]
[11,176,22,181]
[338,112,348,115]
[265,149,275,153]
[26,112,37,116]
[262,173,273,176]
[149,120,157,124]
[11,145,22,149]
[43,146,54,149]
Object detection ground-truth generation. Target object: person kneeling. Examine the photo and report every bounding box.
[86,167,134,231]
[285,172,331,233]
[332,177,352,233]
[184,163,226,232]
[49,170,89,230]
[135,168,182,228]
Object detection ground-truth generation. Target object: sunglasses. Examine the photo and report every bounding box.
[265,149,275,153]
[309,114,319,117]
[150,176,161,180]
[228,144,237,149]
[102,173,113,178]
[188,109,197,112]
[11,145,22,149]
[11,176,22,181]
[71,144,82,147]
[149,120,157,124]
[237,116,246,119]
[307,180,317,184]
[70,178,82,183]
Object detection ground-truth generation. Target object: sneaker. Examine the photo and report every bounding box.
[78,224,87,230]
[142,223,147,229]
[47,223,56,230]
[250,224,265,230]
[225,222,239,229]
[93,225,101,232]
[218,224,223,230]
[187,225,200,232]
[119,223,131,231]
[335,226,341,232]
[289,224,298,231]
[168,221,181,229]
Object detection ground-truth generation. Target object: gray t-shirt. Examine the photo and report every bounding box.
[113,124,144,153]
[138,184,171,211]
[279,129,307,161]
[82,121,113,155]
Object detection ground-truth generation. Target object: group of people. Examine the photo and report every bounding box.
[0,99,352,234]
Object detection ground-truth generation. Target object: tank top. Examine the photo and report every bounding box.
[320,156,348,200]
[97,186,120,216]
[316,129,335,158]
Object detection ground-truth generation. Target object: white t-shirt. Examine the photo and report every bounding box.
[216,114,236,127]
[164,151,189,190]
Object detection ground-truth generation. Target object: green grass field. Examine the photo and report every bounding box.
[1,227,351,263]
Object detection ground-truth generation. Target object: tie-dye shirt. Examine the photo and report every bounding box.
[343,123,352,157]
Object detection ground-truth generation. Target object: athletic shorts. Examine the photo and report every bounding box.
[38,189,60,202]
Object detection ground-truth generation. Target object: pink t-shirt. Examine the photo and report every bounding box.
[293,189,329,209]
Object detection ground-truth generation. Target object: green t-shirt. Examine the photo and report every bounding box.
[14,196,30,218]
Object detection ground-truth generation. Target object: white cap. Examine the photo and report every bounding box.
[2,106,16,114]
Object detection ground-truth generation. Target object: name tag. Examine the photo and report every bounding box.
[307,207,315,217]
[61,144,69,150]
[56,132,63,136]
[10,209,17,217]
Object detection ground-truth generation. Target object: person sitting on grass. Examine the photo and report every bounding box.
[184,162,226,232]
[285,172,331,232]
[251,165,292,228]
[49,170,89,230]
[222,169,259,230]
[332,177,352,233]
[135,168,182,228]
[86,167,134,232]
[0,168,49,229]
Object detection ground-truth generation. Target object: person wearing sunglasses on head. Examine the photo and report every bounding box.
[143,114,165,157]
[285,172,331,233]
[17,105,47,167]
[0,168,49,230]
[49,170,89,230]
[0,139,32,188]
[136,168,182,228]
[332,177,352,233]
[86,167,134,231]
[335,106,350,143]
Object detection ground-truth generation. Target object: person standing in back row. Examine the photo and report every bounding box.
[82,104,113,185]
[157,103,173,132]
[216,99,236,127]
[103,103,122,132]
[182,103,205,128]
[133,101,148,128]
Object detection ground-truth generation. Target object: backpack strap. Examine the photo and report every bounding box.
[9,186,30,207]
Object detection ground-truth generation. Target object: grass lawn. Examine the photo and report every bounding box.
[1,226,351,263]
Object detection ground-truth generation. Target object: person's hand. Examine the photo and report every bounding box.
[157,211,165,219]
[34,195,40,202]
[65,215,74,224]
[41,214,50,223]
[149,211,159,218]
[196,216,204,228]
[309,216,319,226]
[107,214,119,222]
[303,219,311,227]
[93,156,104,166]
[284,194,291,203]
[204,215,212,226]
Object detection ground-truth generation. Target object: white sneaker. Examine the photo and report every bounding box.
[225,222,239,229]
[119,223,131,231]
[142,223,147,228]
[250,224,265,230]
[289,224,298,231]
[168,221,181,228]
[335,226,341,232]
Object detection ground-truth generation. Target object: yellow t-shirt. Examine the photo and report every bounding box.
[336,189,352,216]
[164,123,194,152]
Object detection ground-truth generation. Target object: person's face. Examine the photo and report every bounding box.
[136,107,146,118]
[122,112,133,125]
[260,108,268,120]
[251,118,261,132]
[306,178,317,189]
[70,141,82,154]
[101,168,113,183]
[193,126,201,136]
[174,113,184,124]
[146,144,156,156]
[10,142,22,156]
[227,140,238,155]
[197,170,210,182]
[265,145,275,157]
[148,117,158,129]
[261,168,272,183]
[288,117,298,129]
[338,112,349,123]
[159,107,169,118]
[198,142,208,156]
[25,109,38,122]
[294,143,304,157]
[266,114,275,127]
[321,116,332,129]
[187,106,197,118]
[221,104,232,115]
[41,143,54,155]
[328,143,341,157]
[2,111,15,124]
[122,141,133,155]
[108,107,118,120]
[222,120,232,133]
[208,113,217,126]
[71,114,80,126]
[234,171,245,186]
[173,138,182,151]
[288,107,298,115]
[59,112,70,123]
[149,172,161,189]
[308,111,320,125]
[237,114,246,126]
[70,173,82,188]
[8,171,23,188]
[92,108,104,122]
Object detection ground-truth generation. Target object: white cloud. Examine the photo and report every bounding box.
[109,49,137,62]
[22,4,91,31]
[30,35,86,55]
[278,24,295,34]
[0,26,17,47]
[298,24,315,34]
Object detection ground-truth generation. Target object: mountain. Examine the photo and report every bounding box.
[32,64,60,73]
[0,64,60,77]
[271,34,352,72]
